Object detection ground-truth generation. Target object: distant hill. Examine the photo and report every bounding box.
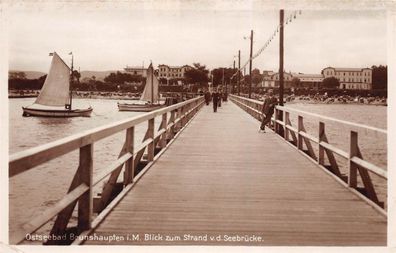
[9,71,46,79]
[9,70,123,81]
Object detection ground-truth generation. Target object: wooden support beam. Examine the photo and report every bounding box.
[355,143,381,205]
[168,110,176,140]
[160,113,168,148]
[77,144,93,231]
[48,158,86,242]
[98,142,127,211]
[297,116,303,150]
[284,111,289,140]
[286,116,298,145]
[318,122,325,165]
[123,127,134,185]
[319,123,342,177]
[349,131,358,188]
[147,119,155,161]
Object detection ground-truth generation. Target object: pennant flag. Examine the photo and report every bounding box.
[69,52,73,55]
[49,52,54,56]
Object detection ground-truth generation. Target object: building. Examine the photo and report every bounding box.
[157,64,192,85]
[262,72,294,88]
[292,73,324,89]
[322,67,372,90]
[124,66,147,77]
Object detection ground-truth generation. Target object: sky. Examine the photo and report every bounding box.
[7,2,387,74]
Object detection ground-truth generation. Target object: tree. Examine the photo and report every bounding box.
[372,65,387,90]
[251,68,263,87]
[322,77,339,89]
[159,78,168,85]
[291,77,301,88]
[9,71,26,79]
[72,70,81,84]
[210,67,235,86]
[184,63,209,85]
[104,71,144,84]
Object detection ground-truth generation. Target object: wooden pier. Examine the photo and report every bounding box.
[9,96,387,246]
[82,100,386,246]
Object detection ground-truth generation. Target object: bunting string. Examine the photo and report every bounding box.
[231,10,302,79]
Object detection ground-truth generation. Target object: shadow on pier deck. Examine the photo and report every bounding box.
[82,101,386,246]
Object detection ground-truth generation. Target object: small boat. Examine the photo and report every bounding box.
[117,63,164,112]
[22,52,93,117]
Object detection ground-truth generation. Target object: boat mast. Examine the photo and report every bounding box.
[69,52,73,110]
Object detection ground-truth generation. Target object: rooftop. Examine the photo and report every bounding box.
[323,67,371,71]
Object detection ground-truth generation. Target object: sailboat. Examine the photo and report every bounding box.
[22,52,93,117]
[117,63,164,112]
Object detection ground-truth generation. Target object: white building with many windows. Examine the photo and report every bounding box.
[261,72,322,89]
[322,67,372,90]
[157,64,192,84]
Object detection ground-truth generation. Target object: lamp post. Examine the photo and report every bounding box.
[233,59,236,94]
[279,11,284,106]
[278,9,284,135]
[238,50,241,96]
[248,30,253,98]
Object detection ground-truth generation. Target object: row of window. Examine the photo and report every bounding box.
[325,71,371,76]
[159,73,183,78]
[159,67,191,72]
[338,77,370,83]
[341,83,370,89]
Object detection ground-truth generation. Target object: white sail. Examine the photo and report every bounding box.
[34,52,71,107]
[140,63,159,104]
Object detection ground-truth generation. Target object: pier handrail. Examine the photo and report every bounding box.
[10,97,202,176]
[229,94,387,213]
[9,96,205,244]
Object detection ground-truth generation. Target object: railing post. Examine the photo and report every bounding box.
[123,127,134,185]
[297,115,303,150]
[169,110,176,139]
[77,144,93,231]
[186,102,192,121]
[284,111,289,141]
[273,108,277,133]
[147,118,155,161]
[180,106,186,127]
[160,113,167,148]
[318,122,325,165]
[349,131,358,188]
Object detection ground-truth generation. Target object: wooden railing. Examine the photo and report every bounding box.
[229,94,387,214]
[9,96,205,244]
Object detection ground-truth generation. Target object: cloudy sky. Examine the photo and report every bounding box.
[7,2,387,74]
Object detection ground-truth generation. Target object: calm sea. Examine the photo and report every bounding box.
[8,98,387,239]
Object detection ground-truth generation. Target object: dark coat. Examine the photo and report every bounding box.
[212,92,219,103]
[262,96,278,115]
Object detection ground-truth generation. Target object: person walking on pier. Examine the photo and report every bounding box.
[212,89,219,112]
[260,89,278,132]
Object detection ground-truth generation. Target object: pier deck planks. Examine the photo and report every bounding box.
[83,101,386,246]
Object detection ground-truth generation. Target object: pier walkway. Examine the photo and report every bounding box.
[82,101,386,246]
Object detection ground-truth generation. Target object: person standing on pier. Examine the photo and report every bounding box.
[204,89,211,105]
[212,89,219,112]
[260,89,278,132]
[218,89,222,108]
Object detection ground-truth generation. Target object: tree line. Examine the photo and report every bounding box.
[8,64,387,92]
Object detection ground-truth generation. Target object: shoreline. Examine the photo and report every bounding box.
[8,91,387,106]
[285,99,387,106]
